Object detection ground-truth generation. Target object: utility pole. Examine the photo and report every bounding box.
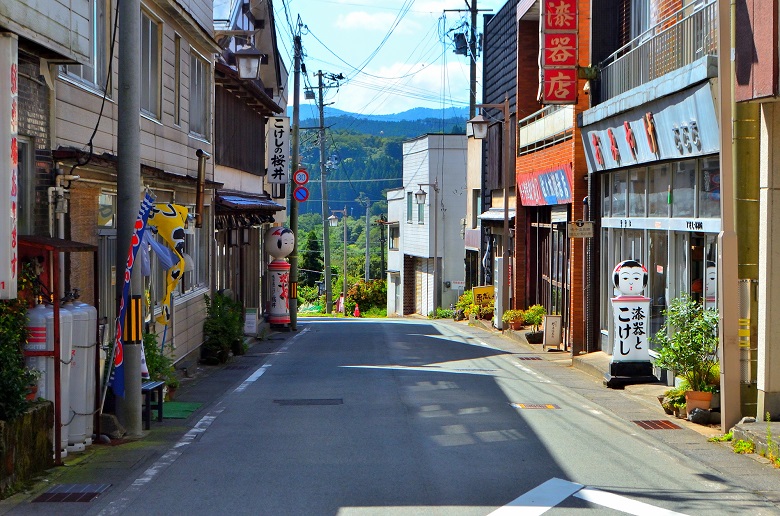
[288,22,302,331]
[318,71,332,313]
[469,0,478,119]
[116,0,142,436]
[357,193,370,281]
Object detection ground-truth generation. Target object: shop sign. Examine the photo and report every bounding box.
[472,285,494,306]
[582,82,718,172]
[267,116,290,184]
[610,260,651,363]
[0,35,18,299]
[518,163,574,206]
[568,220,594,238]
[539,0,578,105]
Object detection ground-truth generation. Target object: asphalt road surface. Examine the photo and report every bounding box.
[8,318,780,515]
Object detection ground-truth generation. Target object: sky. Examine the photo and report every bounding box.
[273,0,507,116]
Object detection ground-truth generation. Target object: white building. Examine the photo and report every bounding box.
[386,134,467,317]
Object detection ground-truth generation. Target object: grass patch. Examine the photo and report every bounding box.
[733,440,755,454]
[708,431,733,443]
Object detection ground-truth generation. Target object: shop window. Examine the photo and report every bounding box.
[97,192,116,228]
[698,157,720,218]
[672,160,696,217]
[612,170,627,217]
[628,168,646,217]
[648,164,671,217]
[648,231,668,349]
[602,174,611,217]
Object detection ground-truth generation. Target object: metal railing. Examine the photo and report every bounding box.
[517,105,574,154]
[598,1,717,101]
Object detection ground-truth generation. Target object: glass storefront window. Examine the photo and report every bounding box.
[602,174,611,217]
[612,170,627,217]
[699,157,721,218]
[672,160,696,217]
[628,168,646,217]
[648,164,670,217]
[648,231,668,349]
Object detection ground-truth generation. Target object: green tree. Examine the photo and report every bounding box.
[300,229,324,287]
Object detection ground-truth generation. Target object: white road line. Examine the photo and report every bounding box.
[574,486,689,515]
[234,327,310,393]
[513,362,552,384]
[489,477,584,515]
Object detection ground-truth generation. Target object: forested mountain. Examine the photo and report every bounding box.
[290,107,468,290]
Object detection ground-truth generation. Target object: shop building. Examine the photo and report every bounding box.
[581,1,722,362]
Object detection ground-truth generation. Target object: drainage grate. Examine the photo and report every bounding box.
[517,357,542,361]
[225,365,250,370]
[633,420,681,430]
[273,398,343,406]
[510,403,560,410]
[32,483,111,503]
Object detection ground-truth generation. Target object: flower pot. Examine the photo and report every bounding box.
[508,320,523,331]
[685,390,713,412]
[525,331,544,344]
[25,384,38,401]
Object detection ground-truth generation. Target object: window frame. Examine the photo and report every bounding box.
[388,224,400,250]
[188,48,210,139]
[406,192,413,223]
[140,8,162,119]
[62,0,112,92]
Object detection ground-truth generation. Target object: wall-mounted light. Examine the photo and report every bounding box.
[234,46,267,80]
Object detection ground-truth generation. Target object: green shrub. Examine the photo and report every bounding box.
[297,285,320,305]
[429,308,454,319]
[733,440,755,454]
[651,295,719,392]
[143,332,177,388]
[0,262,38,422]
[348,279,387,312]
[202,292,245,363]
[455,290,473,312]
[501,309,525,324]
[523,304,546,331]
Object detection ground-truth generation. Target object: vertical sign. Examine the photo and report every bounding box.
[610,260,651,362]
[539,0,578,105]
[267,116,290,185]
[0,34,18,299]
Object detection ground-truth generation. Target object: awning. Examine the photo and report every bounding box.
[215,190,284,229]
[477,208,516,221]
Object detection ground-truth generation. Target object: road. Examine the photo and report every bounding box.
[8,318,780,515]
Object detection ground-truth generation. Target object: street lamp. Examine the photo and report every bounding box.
[468,93,511,330]
[329,207,348,313]
[233,45,267,80]
[415,180,440,311]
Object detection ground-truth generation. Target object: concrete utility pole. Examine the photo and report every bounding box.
[318,71,332,313]
[469,0,478,119]
[289,26,302,331]
[116,0,142,436]
[357,193,370,281]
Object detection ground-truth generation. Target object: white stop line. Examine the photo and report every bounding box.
[490,477,688,516]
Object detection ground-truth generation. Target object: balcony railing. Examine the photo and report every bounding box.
[598,0,717,101]
[517,105,574,155]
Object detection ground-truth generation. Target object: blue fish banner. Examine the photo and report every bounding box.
[109,192,155,398]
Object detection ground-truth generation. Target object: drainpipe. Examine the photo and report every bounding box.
[48,171,80,298]
[734,101,760,416]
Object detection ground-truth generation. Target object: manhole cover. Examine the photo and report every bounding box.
[517,357,542,361]
[274,398,343,406]
[32,483,111,503]
[633,420,681,430]
[510,403,560,409]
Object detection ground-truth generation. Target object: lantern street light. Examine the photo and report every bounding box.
[328,207,348,313]
[415,179,440,312]
[468,93,511,329]
[233,45,267,80]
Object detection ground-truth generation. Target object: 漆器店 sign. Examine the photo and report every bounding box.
[266,116,290,184]
[539,0,578,105]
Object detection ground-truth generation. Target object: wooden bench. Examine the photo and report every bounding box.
[141,380,165,430]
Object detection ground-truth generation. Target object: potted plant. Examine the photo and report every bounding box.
[523,304,546,344]
[501,309,525,330]
[652,294,719,411]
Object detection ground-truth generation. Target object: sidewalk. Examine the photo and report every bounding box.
[454,317,780,470]
[0,331,292,514]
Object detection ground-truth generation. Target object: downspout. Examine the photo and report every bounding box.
[48,171,80,298]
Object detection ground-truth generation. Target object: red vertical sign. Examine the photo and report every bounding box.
[540,0,578,105]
